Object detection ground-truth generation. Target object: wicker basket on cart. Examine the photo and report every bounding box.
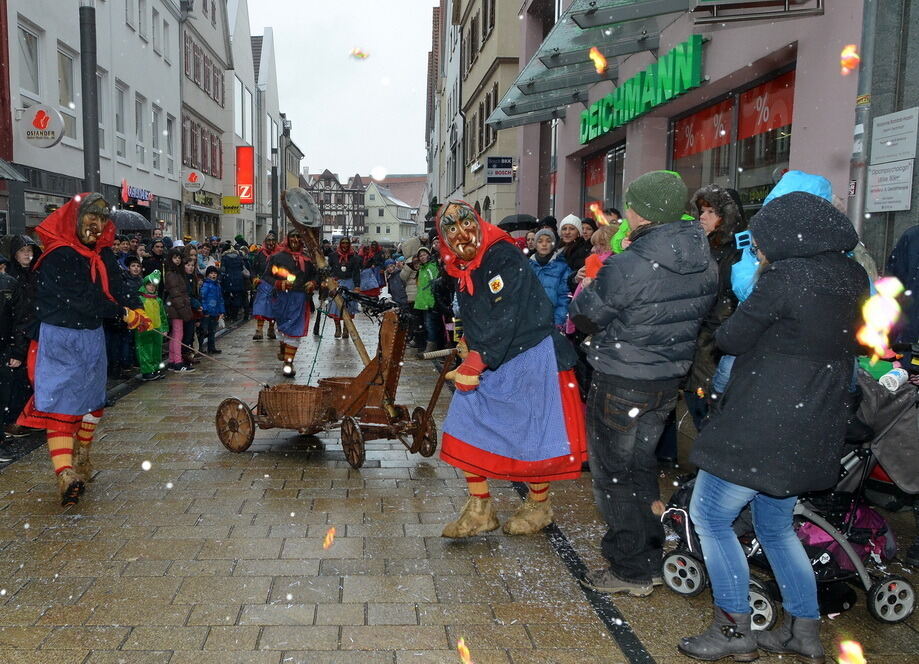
[257,384,331,429]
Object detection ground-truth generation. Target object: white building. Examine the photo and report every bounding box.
[363,181,419,246]
[179,0,233,241]
[7,0,183,232]
[223,0,258,241]
[251,28,282,243]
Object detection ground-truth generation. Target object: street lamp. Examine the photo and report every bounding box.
[79,0,100,192]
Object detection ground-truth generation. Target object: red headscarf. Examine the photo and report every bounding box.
[436,200,513,295]
[32,192,117,302]
[277,234,310,272]
[337,238,355,263]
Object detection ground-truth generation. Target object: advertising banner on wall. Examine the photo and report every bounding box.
[236,146,255,204]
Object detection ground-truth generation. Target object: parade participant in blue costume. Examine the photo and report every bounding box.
[250,233,279,341]
[436,200,587,538]
[16,193,152,505]
[255,228,317,377]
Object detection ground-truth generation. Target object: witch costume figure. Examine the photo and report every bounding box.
[250,232,279,341]
[326,237,362,339]
[16,193,152,506]
[252,228,317,377]
[437,201,587,538]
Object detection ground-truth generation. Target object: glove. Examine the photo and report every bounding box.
[445,350,486,392]
[456,337,469,360]
[124,308,153,332]
[253,277,261,287]
[275,279,293,291]
[305,281,316,294]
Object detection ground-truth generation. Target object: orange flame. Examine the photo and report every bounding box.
[322,527,336,549]
[856,277,904,363]
[588,47,608,75]
[588,202,610,226]
[272,265,296,282]
[457,637,474,664]
[838,640,866,664]
[841,44,861,76]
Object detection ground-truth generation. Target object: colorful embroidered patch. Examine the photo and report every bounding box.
[488,275,504,294]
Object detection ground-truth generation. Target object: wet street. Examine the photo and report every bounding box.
[1,316,918,664]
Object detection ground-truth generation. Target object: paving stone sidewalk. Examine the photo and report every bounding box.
[1,315,918,664]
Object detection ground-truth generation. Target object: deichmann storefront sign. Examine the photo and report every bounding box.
[23,105,66,148]
[580,35,705,145]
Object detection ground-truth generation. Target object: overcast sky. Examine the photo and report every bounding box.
[247,0,438,179]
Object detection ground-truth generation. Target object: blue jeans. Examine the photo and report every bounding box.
[712,355,735,393]
[690,470,819,618]
[421,309,442,346]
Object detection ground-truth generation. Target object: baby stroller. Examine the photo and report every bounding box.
[660,369,918,628]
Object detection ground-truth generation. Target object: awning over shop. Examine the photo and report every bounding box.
[487,0,690,130]
[0,158,27,183]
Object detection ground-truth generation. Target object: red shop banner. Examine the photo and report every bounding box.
[236,146,255,204]
[673,98,734,160]
[739,70,796,140]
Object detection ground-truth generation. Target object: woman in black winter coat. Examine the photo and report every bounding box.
[556,215,591,292]
[684,185,746,425]
[679,192,868,663]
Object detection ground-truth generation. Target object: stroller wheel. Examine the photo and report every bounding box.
[867,575,916,623]
[748,578,779,631]
[662,551,707,597]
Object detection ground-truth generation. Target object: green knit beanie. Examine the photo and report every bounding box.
[624,170,688,224]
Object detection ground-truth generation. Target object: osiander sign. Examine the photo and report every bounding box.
[580,35,705,145]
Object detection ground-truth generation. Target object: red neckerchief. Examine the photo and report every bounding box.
[277,240,309,272]
[437,200,513,295]
[260,245,278,259]
[337,245,355,264]
[32,193,117,303]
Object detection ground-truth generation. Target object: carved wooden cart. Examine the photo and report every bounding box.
[214,300,454,469]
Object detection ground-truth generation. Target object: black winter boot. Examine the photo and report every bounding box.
[678,607,759,662]
[755,615,824,664]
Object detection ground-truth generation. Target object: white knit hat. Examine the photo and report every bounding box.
[559,214,581,232]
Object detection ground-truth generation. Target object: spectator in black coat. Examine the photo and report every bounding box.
[556,215,591,292]
[142,239,167,278]
[680,192,867,663]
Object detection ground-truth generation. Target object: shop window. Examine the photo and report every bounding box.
[672,98,735,195]
[737,70,795,208]
[670,70,795,214]
[583,153,606,213]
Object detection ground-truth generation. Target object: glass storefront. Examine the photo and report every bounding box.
[671,69,795,215]
[581,142,626,215]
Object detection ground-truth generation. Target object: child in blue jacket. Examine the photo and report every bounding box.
[201,266,225,354]
[529,228,572,327]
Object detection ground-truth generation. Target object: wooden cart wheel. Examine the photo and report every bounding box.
[215,398,255,452]
[411,406,438,457]
[340,416,366,469]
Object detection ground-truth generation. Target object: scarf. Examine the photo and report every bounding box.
[337,244,355,264]
[32,192,117,303]
[437,200,513,295]
[278,240,309,272]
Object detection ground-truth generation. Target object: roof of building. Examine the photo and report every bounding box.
[251,36,263,81]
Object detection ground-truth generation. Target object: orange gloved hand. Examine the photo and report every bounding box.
[124,308,153,332]
[456,337,469,360]
[445,350,486,392]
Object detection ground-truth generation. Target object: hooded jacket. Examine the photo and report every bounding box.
[220,246,247,292]
[3,234,40,340]
[0,266,29,363]
[137,271,167,333]
[690,192,868,496]
[33,194,138,330]
[569,220,718,388]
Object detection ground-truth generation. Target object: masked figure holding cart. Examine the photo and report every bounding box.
[254,228,318,377]
[436,201,587,538]
[16,194,152,506]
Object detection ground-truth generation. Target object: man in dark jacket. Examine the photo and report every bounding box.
[570,170,717,596]
[219,245,247,322]
[16,194,151,506]
[2,234,40,438]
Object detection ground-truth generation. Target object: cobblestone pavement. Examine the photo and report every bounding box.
[1,315,918,663]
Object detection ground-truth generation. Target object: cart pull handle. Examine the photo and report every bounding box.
[421,348,457,360]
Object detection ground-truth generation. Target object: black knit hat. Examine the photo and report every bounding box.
[205,266,219,277]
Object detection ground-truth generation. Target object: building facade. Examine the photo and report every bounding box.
[499,0,864,231]
[179,0,232,241]
[304,170,366,241]
[363,181,419,246]
[458,0,518,223]
[251,29,281,242]
[5,0,183,234]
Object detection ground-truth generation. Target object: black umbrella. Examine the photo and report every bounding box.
[498,214,538,234]
[111,209,154,231]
